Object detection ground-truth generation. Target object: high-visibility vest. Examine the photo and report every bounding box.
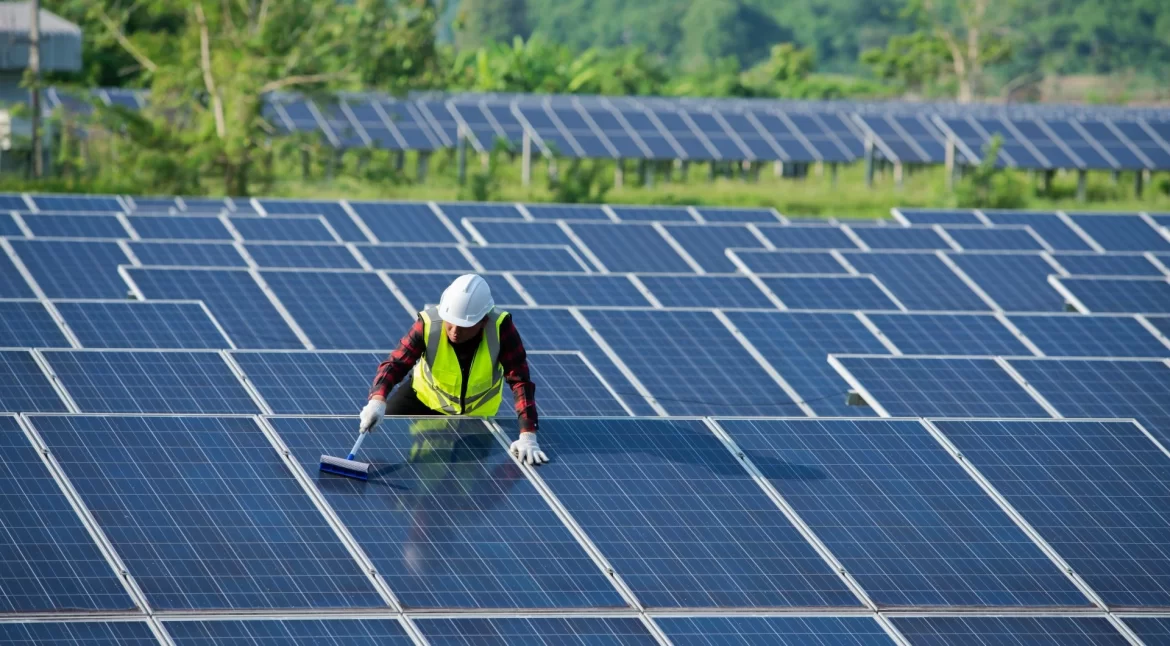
[411,307,507,417]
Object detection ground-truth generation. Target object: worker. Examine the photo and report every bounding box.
[358,274,549,465]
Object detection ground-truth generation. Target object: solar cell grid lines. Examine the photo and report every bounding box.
[1050,252,1165,276]
[639,275,778,309]
[0,212,21,237]
[695,206,782,223]
[0,193,30,210]
[259,270,413,349]
[848,225,951,250]
[246,243,364,269]
[463,219,570,246]
[127,215,233,241]
[662,224,766,273]
[845,252,989,312]
[944,225,1048,251]
[8,239,132,299]
[727,249,852,275]
[347,202,461,244]
[762,275,902,310]
[866,312,1032,356]
[230,216,339,243]
[609,205,695,222]
[469,245,589,272]
[1056,276,1170,313]
[523,204,612,221]
[231,351,380,415]
[654,616,892,645]
[31,194,122,212]
[253,200,365,243]
[0,300,69,347]
[0,621,159,645]
[22,214,128,239]
[523,352,631,416]
[130,241,248,267]
[1067,212,1170,252]
[948,252,1067,312]
[1008,314,1170,357]
[515,274,651,307]
[568,222,695,273]
[0,350,68,412]
[163,618,413,645]
[53,301,231,349]
[982,210,1094,251]
[890,615,1129,645]
[438,202,524,220]
[415,616,656,645]
[893,208,982,225]
[758,225,860,250]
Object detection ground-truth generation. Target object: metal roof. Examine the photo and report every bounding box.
[0,2,81,72]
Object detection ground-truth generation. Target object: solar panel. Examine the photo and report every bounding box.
[1067,213,1170,252]
[947,253,1065,311]
[246,243,363,269]
[1008,314,1168,357]
[22,214,127,238]
[866,313,1031,355]
[438,202,524,220]
[569,223,693,273]
[128,215,232,241]
[523,352,628,416]
[609,205,694,222]
[945,226,1047,251]
[0,251,35,297]
[9,240,131,299]
[31,195,121,211]
[982,211,1093,251]
[128,268,303,349]
[894,208,982,225]
[1056,276,1170,313]
[348,202,460,244]
[934,419,1170,608]
[231,351,378,414]
[260,271,412,349]
[0,351,67,412]
[758,226,859,249]
[890,616,1127,645]
[415,617,655,645]
[387,272,524,310]
[231,217,337,242]
[0,301,68,347]
[523,204,611,221]
[655,616,891,645]
[1124,617,1170,643]
[465,220,570,246]
[729,250,849,275]
[29,415,383,610]
[129,241,247,267]
[271,416,627,609]
[850,226,950,250]
[43,350,259,413]
[163,618,413,645]
[132,197,179,212]
[720,418,1088,607]
[0,193,29,210]
[515,274,651,307]
[1051,252,1164,276]
[762,276,900,310]
[534,417,858,607]
[639,275,777,309]
[54,302,229,349]
[0,212,21,237]
[0,622,157,644]
[582,309,795,416]
[664,224,765,273]
[834,356,1051,418]
[696,207,781,223]
[470,245,588,272]
[846,253,988,311]
[254,200,365,242]
[357,244,473,271]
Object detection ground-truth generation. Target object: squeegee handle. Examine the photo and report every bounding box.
[346,431,369,461]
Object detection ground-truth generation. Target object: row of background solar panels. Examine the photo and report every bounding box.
[5,415,1170,617]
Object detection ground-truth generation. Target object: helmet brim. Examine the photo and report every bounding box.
[439,309,487,328]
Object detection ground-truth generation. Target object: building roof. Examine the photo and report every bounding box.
[0,2,82,71]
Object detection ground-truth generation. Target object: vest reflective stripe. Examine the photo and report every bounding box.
[412,307,506,417]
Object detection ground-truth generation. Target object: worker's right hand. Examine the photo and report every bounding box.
[359,398,386,433]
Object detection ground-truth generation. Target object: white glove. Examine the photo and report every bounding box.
[510,432,549,465]
[359,399,386,433]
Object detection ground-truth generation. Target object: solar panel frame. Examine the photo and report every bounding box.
[757,225,861,250]
[948,252,1068,312]
[0,350,69,412]
[8,239,132,299]
[22,214,129,239]
[892,208,982,226]
[943,225,1049,251]
[848,225,951,250]
[127,215,234,241]
[0,299,70,347]
[162,617,414,645]
[761,275,904,311]
[254,200,366,242]
[0,621,159,644]
[890,615,1129,645]
[414,616,657,645]
[230,215,340,243]
[1067,213,1170,252]
[258,270,413,349]
[845,252,991,312]
[653,615,894,645]
[662,224,768,273]
[1050,252,1165,276]
[982,211,1094,252]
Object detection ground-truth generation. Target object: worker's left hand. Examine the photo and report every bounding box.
[510,432,549,465]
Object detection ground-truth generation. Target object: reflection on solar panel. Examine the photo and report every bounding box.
[1057,277,1170,313]
[438,202,523,220]
[464,220,569,246]
[260,271,411,349]
[23,214,126,238]
[524,353,628,416]
[0,301,68,347]
[570,224,693,273]
[416,617,655,645]
[30,415,382,610]
[272,416,625,609]
[0,622,157,645]
[9,240,131,299]
[1067,213,1170,252]
[584,309,795,416]
[54,301,229,349]
[0,416,134,611]
[664,225,764,273]
[866,313,1030,355]
[349,202,459,244]
[1125,617,1170,643]
[536,418,857,607]
[128,268,303,349]
[43,350,259,413]
[948,253,1065,311]
[32,195,121,211]
[471,245,587,272]
[656,616,891,645]
[723,418,1086,607]
[946,226,1046,251]
[891,616,1127,645]
[516,274,650,307]
[0,351,67,412]
[729,250,849,275]
[762,276,900,310]
[696,207,781,223]
[387,272,524,310]
[231,217,336,242]
[246,243,363,269]
[835,356,1050,418]
[523,204,611,221]
[759,226,859,249]
[357,245,472,271]
[610,205,694,222]
[164,618,413,645]
[846,253,988,311]
[640,275,776,309]
[129,215,232,241]
[934,419,1170,608]
[983,211,1092,251]
[1052,252,1163,276]
[255,200,364,242]
[1009,314,1168,357]
[850,226,949,250]
[895,208,981,225]
[130,241,247,267]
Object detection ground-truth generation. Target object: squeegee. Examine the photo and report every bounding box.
[319,430,372,480]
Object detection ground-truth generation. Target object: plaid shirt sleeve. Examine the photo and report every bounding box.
[499,314,539,433]
[369,319,426,400]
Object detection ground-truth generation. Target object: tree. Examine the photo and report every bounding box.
[679,0,791,70]
[455,0,528,50]
[911,0,1013,102]
[860,31,952,95]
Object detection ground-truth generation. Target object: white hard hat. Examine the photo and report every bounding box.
[438,274,494,327]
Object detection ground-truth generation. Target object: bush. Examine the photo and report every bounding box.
[952,137,1029,209]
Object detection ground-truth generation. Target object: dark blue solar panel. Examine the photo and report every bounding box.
[9,240,131,299]
[535,418,858,607]
[471,245,588,272]
[847,253,989,311]
[416,617,655,645]
[836,357,1050,418]
[164,618,412,645]
[640,275,776,309]
[664,224,765,273]
[30,415,382,610]
[22,214,126,238]
[516,274,651,307]
[0,212,20,236]
[583,310,796,416]
[0,622,157,644]
[935,419,1170,608]
[357,245,472,271]
[32,195,121,211]
[1053,252,1163,276]
[867,313,1030,355]
[387,272,524,310]
[129,268,303,349]
[721,418,1087,607]
[731,250,850,274]
[525,352,630,416]
[465,220,570,246]
[946,227,1046,251]
[55,302,228,349]
[762,276,900,310]
[0,193,29,210]
[0,351,67,412]
[438,203,523,220]
[272,416,626,609]
[570,223,693,273]
[129,215,232,241]
[1058,277,1170,313]
[0,252,34,297]
[696,207,780,223]
[851,226,949,250]
[891,616,1127,645]
[657,616,890,645]
[130,241,247,267]
[260,271,412,349]
[948,253,1066,312]
[983,211,1092,251]
[44,350,258,413]
[1009,314,1167,357]
[609,206,693,222]
[231,217,336,242]
[726,311,887,417]
[255,200,365,242]
[896,209,981,225]
[348,202,460,244]
[0,416,134,611]
[1069,214,1170,252]
[132,196,180,212]
[246,243,362,269]
[523,204,611,221]
[232,350,379,414]
[0,301,68,347]
[1124,617,1170,643]
[759,226,859,249]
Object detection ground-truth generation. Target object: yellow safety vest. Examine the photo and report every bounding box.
[411,307,507,417]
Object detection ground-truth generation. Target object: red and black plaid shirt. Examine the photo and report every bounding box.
[369,313,538,432]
